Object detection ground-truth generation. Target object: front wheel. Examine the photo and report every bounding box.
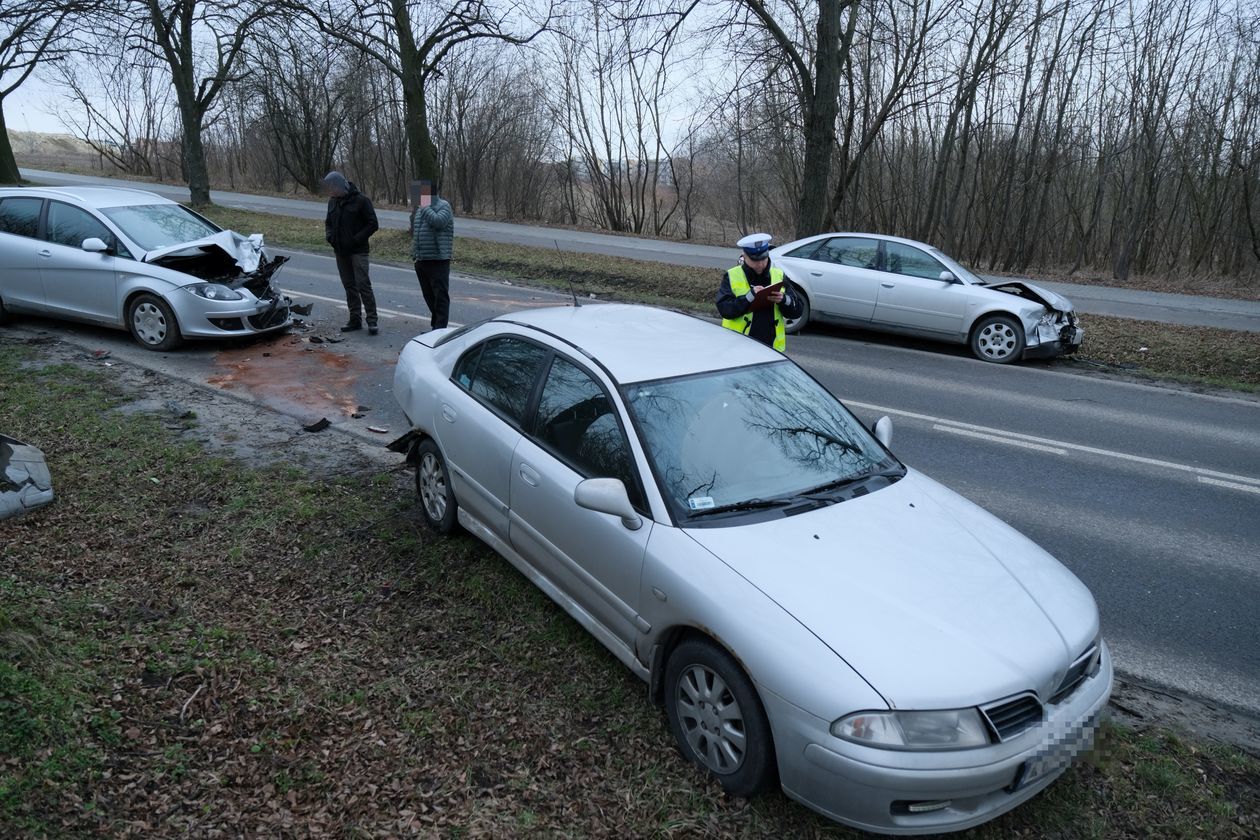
[969,314,1024,364]
[783,285,810,335]
[414,438,458,534]
[664,638,776,798]
[127,293,183,351]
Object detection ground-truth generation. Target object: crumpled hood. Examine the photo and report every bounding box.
[984,280,1075,313]
[682,470,1097,709]
[142,230,267,273]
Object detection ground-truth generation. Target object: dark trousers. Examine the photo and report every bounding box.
[335,251,376,324]
[414,259,451,328]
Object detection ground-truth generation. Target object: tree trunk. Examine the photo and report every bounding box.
[0,103,20,184]
[796,0,842,238]
[180,106,211,206]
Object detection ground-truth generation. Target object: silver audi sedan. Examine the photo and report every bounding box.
[770,232,1083,363]
[0,186,291,350]
[390,304,1112,835]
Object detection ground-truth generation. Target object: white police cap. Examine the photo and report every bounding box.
[737,233,773,257]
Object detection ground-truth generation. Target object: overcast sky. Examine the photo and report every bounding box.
[6,78,71,135]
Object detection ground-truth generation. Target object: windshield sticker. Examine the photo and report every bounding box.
[688,496,716,511]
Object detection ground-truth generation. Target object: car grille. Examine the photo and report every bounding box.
[248,293,290,329]
[1049,643,1101,705]
[981,693,1042,742]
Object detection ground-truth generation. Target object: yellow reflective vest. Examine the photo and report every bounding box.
[721,265,788,352]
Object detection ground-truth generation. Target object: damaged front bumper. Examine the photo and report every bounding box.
[1024,314,1084,360]
[1,434,54,520]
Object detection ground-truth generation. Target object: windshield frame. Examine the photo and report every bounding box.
[621,359,902,528]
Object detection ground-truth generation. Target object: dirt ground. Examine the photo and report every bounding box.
[8,330,1260,762]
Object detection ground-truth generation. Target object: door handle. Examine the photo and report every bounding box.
[810,271,822,277]
[38,249,52,258]
[881,282,895,288]
[518,463,540,487]
[441,404,456,423]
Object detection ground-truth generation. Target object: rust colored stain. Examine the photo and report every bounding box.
[209,336,370,421]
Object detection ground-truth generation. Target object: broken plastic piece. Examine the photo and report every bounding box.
[303,418,331,433]
[1,434,55,520]
[367,426,389,434]
[291,302,314,316]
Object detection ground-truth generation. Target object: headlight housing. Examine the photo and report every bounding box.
[832,709,991,750]
[1038,311,1059,326]
[188,283,244,301]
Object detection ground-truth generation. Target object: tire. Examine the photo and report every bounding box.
[414,438,458,534]
[783,285,809,335]
[664,638,777,798]
[969,314,1024,364]
[127,293,183,351]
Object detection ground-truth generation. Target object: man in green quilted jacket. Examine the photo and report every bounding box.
[410,181,454,330]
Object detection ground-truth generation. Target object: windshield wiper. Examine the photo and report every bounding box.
[687,497,794,519]
[797,466,905,500]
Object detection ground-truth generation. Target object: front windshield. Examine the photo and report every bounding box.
[625,361,898,521]
[930,247,985,285]
[101,204,220,252]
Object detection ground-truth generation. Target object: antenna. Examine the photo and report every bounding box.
[556,239,580,307]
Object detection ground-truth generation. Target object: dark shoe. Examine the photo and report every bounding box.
[368,325,379,335]
[340,321,362,333]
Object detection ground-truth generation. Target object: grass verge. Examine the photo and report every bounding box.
[3,339,1260,836]
[200,205,1260,393]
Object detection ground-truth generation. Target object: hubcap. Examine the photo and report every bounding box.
[133,302,167,345]
[977,322,1017,360]
[418,452,447,523]
[675,663,746,774]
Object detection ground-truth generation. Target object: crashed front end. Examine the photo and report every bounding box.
[986,281,1084,360]
[144,231,294,338]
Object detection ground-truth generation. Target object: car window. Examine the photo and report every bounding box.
[100,203,219,252]
[884,242,947,280]
[784,240,824,259]
[457,337,549,425]
[46,201,118,252]
[533,356,641,507]
[0,197,43,238]
[815,237,881,269]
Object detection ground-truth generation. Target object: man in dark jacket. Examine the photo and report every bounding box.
[323,171,380,334]
[410,181,454,329]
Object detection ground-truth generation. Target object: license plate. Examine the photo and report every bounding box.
[1013,712,1100,791]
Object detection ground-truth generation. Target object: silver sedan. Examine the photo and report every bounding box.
[390,304,1111,835]
[770,232,1083,363]
[0,186,291,350]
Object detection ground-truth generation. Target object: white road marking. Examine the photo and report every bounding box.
[932,424,1068,455]
[289,291,464,327]
[1197,477,1260,495]
[849,399,1260,488]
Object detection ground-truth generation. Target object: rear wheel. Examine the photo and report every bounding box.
[664,638,776,798]
[969,314,1024,363]
[127,293,183,351]
[784,285,810,335]
[414,438,458,534]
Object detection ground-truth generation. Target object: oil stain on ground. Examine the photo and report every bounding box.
[208,335,372,423]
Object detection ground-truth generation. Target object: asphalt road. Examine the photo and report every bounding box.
[20,168,1260,332]
[11,246,1260,721]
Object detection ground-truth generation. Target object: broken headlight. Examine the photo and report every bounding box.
[1038,311,1060,326]
[188,283,245,301]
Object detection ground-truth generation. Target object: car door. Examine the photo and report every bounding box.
[439,336,550,541]
[508,353,653,648]
[782,236,882,322]
[872,241,969,337]
[39,200,126,325]
[0,196,47,311]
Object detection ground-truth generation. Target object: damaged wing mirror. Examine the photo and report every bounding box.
[873,416,893,448]
[575,478,642,531]
[938,270,957,283]
[81,237,110,254]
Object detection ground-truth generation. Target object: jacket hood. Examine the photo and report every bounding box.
[682,470,1098,710]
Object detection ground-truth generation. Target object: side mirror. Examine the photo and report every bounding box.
[81,237,109,253]
[938,270,956,283]
[575,477,642,531]
[873,416,893,448]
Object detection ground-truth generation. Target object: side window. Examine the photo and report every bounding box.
[818,237,881,269]
[884,242,947,280]
[785,240,824,259]
[46,201,116,251]
[458,337,548,425]
[0,197,43,238]
[533,356,641,507]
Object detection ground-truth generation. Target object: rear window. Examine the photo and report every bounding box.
[0,197,43,238]
[456,337,550,425]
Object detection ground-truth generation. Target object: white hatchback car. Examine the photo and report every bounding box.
[770,232,1083,363]
[0,186,291,350]
[390,304,1112,835]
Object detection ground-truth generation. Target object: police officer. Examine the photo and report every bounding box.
[716,233,803,352]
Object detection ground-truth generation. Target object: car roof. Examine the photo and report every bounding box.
[772,231,943,252]
[489,304,783,384]
[0,186,176,210]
